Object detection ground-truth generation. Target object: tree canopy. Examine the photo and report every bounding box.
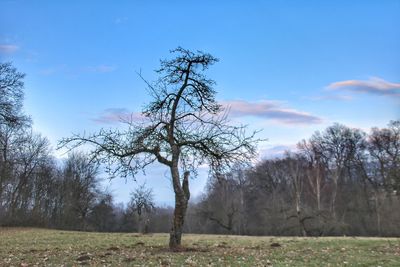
[0,62,30,127]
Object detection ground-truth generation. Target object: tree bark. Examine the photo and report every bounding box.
[374,191,382,236]
[138,213,143,234]
[295,193,307,237]
[169,170,190,250]
[330,170,339,220]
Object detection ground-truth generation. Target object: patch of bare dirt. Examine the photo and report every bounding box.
[156,246,210,253]
[270,242,282,248]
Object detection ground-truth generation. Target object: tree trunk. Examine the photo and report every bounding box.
[169,193,188,249]
[138,214,143,234]
[169,169,190,250]
[374,191,382,236]
[331,171,339,220]
[316,173,321,230]
[295,193,307,237]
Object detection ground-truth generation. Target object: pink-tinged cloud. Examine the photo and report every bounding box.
[327,77,400,97]
[92,108,143,124]
[305,94,353,101]
[223,100,323,125]
[0,44,19,54]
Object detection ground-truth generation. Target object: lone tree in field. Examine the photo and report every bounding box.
[128,183,155,234]
[59,48,258,249]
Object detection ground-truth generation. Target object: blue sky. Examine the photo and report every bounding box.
[1,1,399,205]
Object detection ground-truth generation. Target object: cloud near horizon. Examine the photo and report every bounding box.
[327,77,400,97]
[222,100,323,125]
[0,44,19,54]
[92,108,142,124]
[258,144,298,159]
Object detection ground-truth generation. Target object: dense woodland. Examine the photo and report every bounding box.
[1,61,399,237]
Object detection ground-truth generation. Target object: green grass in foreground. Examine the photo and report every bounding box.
[0,228,399,266]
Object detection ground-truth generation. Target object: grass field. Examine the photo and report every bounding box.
[0,228,399,266]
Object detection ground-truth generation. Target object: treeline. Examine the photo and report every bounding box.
[0,125,171,232]
[0,113,169,232]
[187,121,400,236]
[0,62,169,232]
[0,129,170,232]
[1,62,399,236]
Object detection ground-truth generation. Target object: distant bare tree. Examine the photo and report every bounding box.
[298,139,327,234]
[8,132,50,218]
[368,120,400,194]
[61,153,100,230]
[128,183,154,234]
[89,193,116,232]
[0,62,30,127]
[283,153,310,236]
[59,48,259,249]
[245,158,292,235]
[0,62,30,208]
[357,120,400,235]
[309,124,365,221]
[198,176,242,234]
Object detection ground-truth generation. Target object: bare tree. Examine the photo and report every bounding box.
[89,193,116,232]
[245,158,292,235]
[357,120,400,235]
[0,62,30,127]
[298,139,327,234]
[128,183,155,234]
[8,132,50,218]
[59,48,259,249]
[283,152,309,236]
[197,176,242,234]
[309,124,365,221]
[61,152,100,230]
[368,120,400,194]
[0,62,30,206]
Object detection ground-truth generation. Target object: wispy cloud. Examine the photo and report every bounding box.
[327,77,400,97]
[93,108,142,124]
[223,100,323,125]
[114,17,128,25]
[304,95,353,101]
[86,64,116,73]
[0,44,19,54]
[38,68,57,76]
[37,64,115,76]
